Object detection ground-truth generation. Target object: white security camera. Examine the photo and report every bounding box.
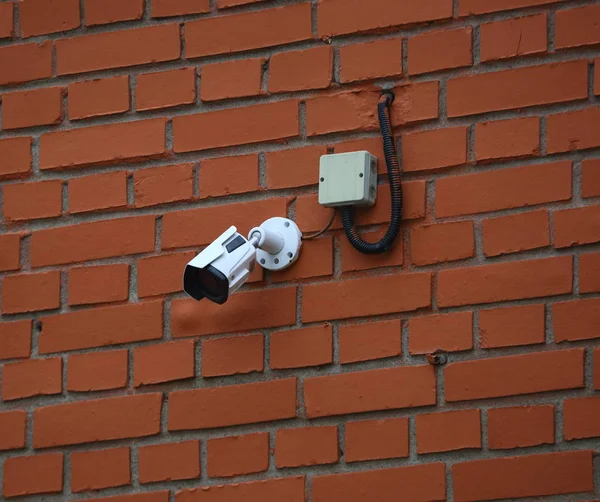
[183,217,302,304]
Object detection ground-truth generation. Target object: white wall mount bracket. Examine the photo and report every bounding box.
[248,217,302,271]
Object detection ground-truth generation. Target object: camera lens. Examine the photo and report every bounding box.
[196,268,221,297]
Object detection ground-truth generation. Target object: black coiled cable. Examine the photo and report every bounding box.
[341,92,403,254]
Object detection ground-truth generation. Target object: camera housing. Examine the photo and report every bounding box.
[183,217,302,304]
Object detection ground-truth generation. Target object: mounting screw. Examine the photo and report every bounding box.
[320,177,325,182]
[426,351,448,366]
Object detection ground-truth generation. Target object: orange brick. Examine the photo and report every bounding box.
[151,0,210,17]
[69,76,130,119]
[266,145,325,189]
[134,163,193,207]
[202,334,264,377]
[138,251,195,298]
[136,68,196,111]
[340,38,402,83]
[2,87,63,129]
[564,396,600,440]
[272,236,333,283]
[3,180,62,222]
[556,4,600,49]
[475,117,540,161]
[0,410,26,451]
[582,158,600,198]
[553,298,600,342]
[199,154,259,198]
[480,14,547,61]
[275,426,338,468]
[139,441,200,483]
[483,209,550,256]
[0,41,52,85]
[67,350,128,392]
[339,228,404,273]
[0,234,20,272]
[0,2,13,38]
[68,263,129,306]
[71,447,130,492]
[459,0,562,15]
[134,340,195,386]
[271,325,333,369]
[3,453,63,497]
[595,348,600,390]
[409,312,473,354]
[488,405,554,449]
[408,27,472,74]
[410,221,474,265]
[85,0,144,25]
[1,271,60,314]
[0,320,31,360]
[0,137,31,180]
[479,304,545,348]
[547,107,600,153]
[417,410,481,453]
[580,251,600,293]
[20,0,79,37]
[69,171,128,214]
[178,478,304,501]
[345,418,408,462]
[269,46,332,93]
[2,358,62,401]
[202,58,264,101]
[207,433,269,478]
[448,61,587,117]
[402,127,467,172]
[339,319,401,364]
[554,205,600,248]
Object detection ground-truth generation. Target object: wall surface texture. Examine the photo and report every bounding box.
[0,0,600,500]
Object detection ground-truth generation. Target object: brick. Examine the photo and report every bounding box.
[0,41,52,85]
[84,494,169,502]
[448,61,587,117]
[318,0,452,36]
[305,365,435,418]
[409,312,473,355]
[271,324,333,370]
[68,264,129,306]
[0,410,26,451]
[307,82,438,136]
[313,463,446,502]
[134,340,195,386]
[177,477,304,502]
[564,396,600,440]
[402,127,467,172]
[0,137,31,180]
[556,4,600,49]
[439,256,572,308]
[480,304,545,348]
[139,251,195,298]
[483,209,549,256]
[3,180,62,222]
[171,287,296,337]
[596,59,600,95]
[459,0,562,15]
[417,410,481,454]
[67,350,128,392]
[85,0,144,25]
[69,172,127,215]
[20,0,79,37]
[446,348,584,402]
[32,215,155,267]
[339,319,401,364]
[488,405,554,449]
[0,234,20,272]
[202,334,264,377]
[207,433,268,478]
[34,393,161,448]
[217,0,262,7]
[139,441,200,484]
[555,205,600,248]
[340,228,404,273]
[481,14,547,61]
[582,158,600,198]
[580,251,600,293]
[266,145,326,189]
[276,426,338,468]
[57,24,180,75]
[272,236,333,283]
[436,162,572,217]
[69,76,130,120]
[201,58,263,101]
[71,447,130,492]
[411,221,474,265]
[0,320,31,360]
[303,273,431,322]
[40,119,166,170]
[2,271,60,314]
[137,68,196,111]
[174,100,298,153]
[547,107,600,153]
[134,164,193,207]
[0,2,13,38]
[345,418,408,462]
[2,358,62,401]
[168,378,296,431]
[199,154,259,198]
[340,38,402,83]
[185,4,311,57]
[269,46,332,93]
[453,451,593,501]
[40,301,162,353]
[475,117,540,161]
[151,0,210,17]
[3,453,63,498]
[408,27,472,74]
[2,87,63,130]
[553,298,600,342]
[596,348,600,390]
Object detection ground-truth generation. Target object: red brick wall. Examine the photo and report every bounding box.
[0,0,599,500]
